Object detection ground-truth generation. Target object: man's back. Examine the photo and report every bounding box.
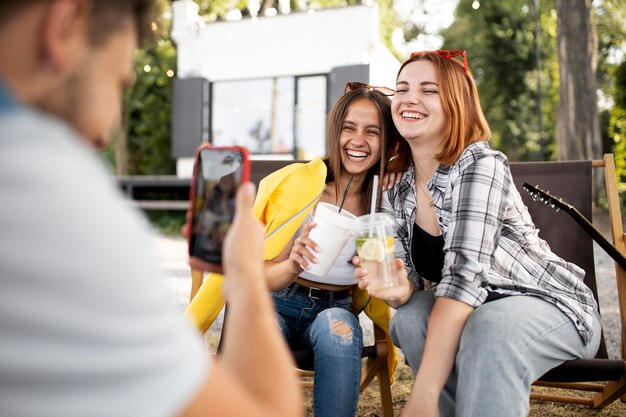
[0,104,208,417]
[0,2,302,415]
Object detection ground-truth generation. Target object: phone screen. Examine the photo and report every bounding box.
[189,148,246,265]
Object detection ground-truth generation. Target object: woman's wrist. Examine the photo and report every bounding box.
[397,279,418,306]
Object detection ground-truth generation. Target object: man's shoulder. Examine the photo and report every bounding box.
[0,106,78,142]
[0,107,115,192]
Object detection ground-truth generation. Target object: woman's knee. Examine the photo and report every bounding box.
[390,291,434,346]
[457,302,524,366]
[311,308,362,349]
[457,298,574,376]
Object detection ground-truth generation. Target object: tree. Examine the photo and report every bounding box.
[595,0,626,181]
[102,1,177,175]
[124,37,178,175]
[555,0,602,162]
[609,61,626,181]
[439,0,557,161]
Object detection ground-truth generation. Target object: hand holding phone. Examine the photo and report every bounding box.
[220,182,267,298]
[188,145,250,273]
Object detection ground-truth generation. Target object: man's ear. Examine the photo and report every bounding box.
[41,0,90,72]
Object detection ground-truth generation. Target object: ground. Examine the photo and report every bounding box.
[155,206,626,416]
[306,364,626,416]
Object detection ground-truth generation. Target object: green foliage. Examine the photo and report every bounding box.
[101,0,624,178]
[100,136,116,171]
[102,0,403,176]
[437,0,625,167]
[101,0,176,175]
[610,61,626,181]
[596,0,626,187]
[191,0,402,63]
[195,0,249,20]
[124,37,177,175]
[377,0,402,60]
[440,0,557,162]
[313,0,360,8]
[145,210,187,236]
[195,0,363,21]
[595,0,626,95]
[103,21,177,175]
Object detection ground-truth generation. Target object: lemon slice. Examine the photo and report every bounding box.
[358,238,386,262]
[385,236,394,253]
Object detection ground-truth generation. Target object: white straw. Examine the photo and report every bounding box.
[369,175,379,237]
[370,175,378,215]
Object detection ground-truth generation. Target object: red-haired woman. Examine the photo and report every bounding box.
[355,51,601,417]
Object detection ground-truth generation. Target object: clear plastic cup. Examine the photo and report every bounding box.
[305,202,357,276]
[354,213,398,290]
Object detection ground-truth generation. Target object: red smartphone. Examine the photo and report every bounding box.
[188,144,250,273]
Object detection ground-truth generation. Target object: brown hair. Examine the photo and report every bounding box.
[0,0,157,45]
[387,52,491,172]
[325,88,399,213]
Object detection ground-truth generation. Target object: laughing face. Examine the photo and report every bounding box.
[338,98,382,176]
[392,60,445,149]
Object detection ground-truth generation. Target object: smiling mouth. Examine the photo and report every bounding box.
[402,111,426,120]
[345,149,369,159]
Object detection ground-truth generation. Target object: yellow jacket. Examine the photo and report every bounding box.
[184,159,398,383]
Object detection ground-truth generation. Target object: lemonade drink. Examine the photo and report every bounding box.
[354,213,398,290]
[356,236,396,290]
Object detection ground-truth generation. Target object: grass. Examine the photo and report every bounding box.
[195,206,626,416]
[144,210,186,236]
[302,363,626,416]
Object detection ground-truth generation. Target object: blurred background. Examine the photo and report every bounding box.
[105,0,626,232]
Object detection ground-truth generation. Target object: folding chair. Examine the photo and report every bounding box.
[188,271,394,417]
[188,159,394,416]
[291,318,393,417]
[509,154,626,408]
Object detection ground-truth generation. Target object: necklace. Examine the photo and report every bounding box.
[417,180,435,208]
[414,162,436,208]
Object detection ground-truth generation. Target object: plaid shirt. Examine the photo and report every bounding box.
[382,141,598,344]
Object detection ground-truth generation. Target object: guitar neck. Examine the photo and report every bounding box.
[562,205,626,271]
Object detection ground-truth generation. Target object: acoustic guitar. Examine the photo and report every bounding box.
[522,182,626,270]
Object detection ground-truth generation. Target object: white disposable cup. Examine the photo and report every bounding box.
[354,213,398,290]
[305,202,357,277]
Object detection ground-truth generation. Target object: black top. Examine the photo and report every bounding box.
[410,223,509,302]
[411,223,445,283]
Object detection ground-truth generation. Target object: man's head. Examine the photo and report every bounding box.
[0,0,157,148]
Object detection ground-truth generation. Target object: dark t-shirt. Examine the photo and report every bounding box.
[410,223,509,302]
[411,223,445,283]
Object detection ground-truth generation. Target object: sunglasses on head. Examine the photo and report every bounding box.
[410,50,469,74]
[344,81,395,97]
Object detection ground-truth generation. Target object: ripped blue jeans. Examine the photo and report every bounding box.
[272,284,363,417]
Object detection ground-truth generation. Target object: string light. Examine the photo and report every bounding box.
[472,1,480,9]
[143,65,151,72]
[166,70,174,77]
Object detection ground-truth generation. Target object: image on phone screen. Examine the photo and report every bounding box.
[189,148,245,265]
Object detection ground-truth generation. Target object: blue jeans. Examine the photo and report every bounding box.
[272,284,363,417]
[390,291,602,417]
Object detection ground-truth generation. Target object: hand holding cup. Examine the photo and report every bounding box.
[287,221,318,274]
[304,202,356,276]
[353,255,415,309]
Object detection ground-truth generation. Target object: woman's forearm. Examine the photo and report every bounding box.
[413,297,473,398]
[264,260,299,291]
